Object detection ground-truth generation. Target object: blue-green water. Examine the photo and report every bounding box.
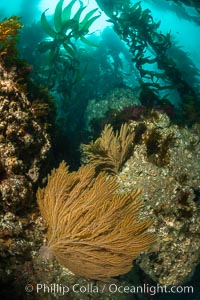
[0,1,200,300]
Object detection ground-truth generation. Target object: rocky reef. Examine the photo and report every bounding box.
[0,48,55,298]
[1,57,199,297]
[117,111,200,285]
[0,11,200,300]
[84,86,140,135]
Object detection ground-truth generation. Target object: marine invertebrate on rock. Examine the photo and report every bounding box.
[37,161,155,280]
[82,123,134,174]
[102,105,146,129]
[117,112,200,285]
[85,86,140,135]
[0,44,55,296]
[0,59,53,212]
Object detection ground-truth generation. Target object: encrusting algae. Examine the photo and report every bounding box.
[37,161,156,280]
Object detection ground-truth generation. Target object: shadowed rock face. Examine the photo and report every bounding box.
[0,58,54,297]
[0,61,52,213]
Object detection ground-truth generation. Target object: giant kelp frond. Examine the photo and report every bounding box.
[38,0,100,89]
[97,0,200,124]
[0,16,23,61]
[40,0,100,57]
[37,161,155,280]
[82,123,134,174]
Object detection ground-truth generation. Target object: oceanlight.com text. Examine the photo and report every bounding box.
[25,283,194,296]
